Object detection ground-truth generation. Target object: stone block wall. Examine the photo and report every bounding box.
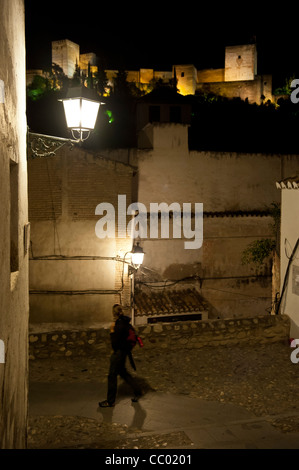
[225,44,257,82]
[196,76,272,104]
[52,39,80,78]
[197,68,225,83]
[29,315,290,360]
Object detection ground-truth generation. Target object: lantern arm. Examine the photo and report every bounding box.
[27,131,77,159]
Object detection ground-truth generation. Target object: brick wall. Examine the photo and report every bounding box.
[28,156,62,220]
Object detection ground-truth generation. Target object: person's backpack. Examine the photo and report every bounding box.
[127,324,144,350]
[126,324,144,371]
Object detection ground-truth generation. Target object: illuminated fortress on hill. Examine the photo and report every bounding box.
[26,38,273,104]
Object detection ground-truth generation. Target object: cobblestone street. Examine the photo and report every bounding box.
[28,340,299,449]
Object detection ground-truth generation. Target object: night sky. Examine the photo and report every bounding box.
[25,1,296,89]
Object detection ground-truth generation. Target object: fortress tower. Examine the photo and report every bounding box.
[52,39,80,78]
[224,44,257,82]
[173,65,198,96]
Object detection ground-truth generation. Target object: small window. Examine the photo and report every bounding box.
[149,105,160,123]
[181,72,185,78]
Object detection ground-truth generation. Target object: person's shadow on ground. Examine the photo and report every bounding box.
[119,376,156,397]
[97,375,156,431]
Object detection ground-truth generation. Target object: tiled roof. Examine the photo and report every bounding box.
[134,288,208,317]
[276,176,299,189]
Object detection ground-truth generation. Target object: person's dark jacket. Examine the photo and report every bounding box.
[110,315,131,352]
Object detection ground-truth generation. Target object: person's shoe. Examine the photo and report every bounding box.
[99,400,115,407]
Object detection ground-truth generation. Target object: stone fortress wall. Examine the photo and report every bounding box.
[27,40,272,104]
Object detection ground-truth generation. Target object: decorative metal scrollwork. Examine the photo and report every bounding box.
[28,132,75,159]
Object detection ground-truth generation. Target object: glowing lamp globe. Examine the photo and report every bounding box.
[61,86,103,141]
[131,243,144,268]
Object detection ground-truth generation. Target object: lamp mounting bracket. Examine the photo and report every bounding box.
[128,265,138,276]
[28,131,76,159]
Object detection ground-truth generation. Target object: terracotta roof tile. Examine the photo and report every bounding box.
[276,175,299,189]
[134,288,208,317]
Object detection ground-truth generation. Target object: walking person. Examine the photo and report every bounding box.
[99,304,142,407]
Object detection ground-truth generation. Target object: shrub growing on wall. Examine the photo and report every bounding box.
[241,203,280,266]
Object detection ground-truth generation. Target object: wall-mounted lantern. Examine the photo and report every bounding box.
[128,242,145,277]
[130,242,145,269]
[60,86,104,142]
[28,85,104,158]
[128,242,145,325]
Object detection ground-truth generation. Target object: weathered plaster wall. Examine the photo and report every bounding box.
[132,124,299,319]
[28,147,134,324]
[136,127,285,210]
[0,0,28,448]
[139,215,274,318]
[27,123,299,324]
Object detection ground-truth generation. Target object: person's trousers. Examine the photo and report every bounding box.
[107,349,141,404]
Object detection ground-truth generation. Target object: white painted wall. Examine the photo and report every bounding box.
[0,0,28,448]
[279,187,299,337]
